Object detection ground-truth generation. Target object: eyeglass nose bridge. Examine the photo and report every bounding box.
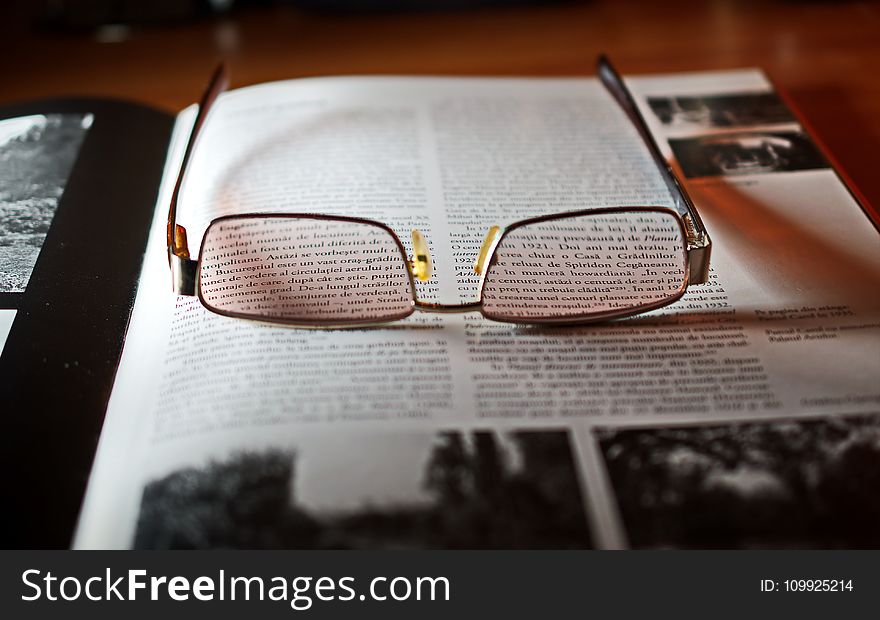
[407,226,503,315]
[407,225,503,286]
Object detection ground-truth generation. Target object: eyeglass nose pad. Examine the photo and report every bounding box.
[410,229,432,282]
[474,226,501,275]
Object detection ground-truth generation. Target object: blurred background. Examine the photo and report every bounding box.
[0,0,878,206]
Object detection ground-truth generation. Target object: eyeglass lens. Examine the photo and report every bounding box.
[198,216,415,324]
[480,210,687,322]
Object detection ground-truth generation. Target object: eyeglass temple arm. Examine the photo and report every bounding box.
[168,63,230,295]
[597,55,712,285]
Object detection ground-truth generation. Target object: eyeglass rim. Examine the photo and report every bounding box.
[195,212,419,328]
[193,206,691,329]
[476,205,691,325]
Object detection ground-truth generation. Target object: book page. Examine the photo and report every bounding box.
[75,72,880,550]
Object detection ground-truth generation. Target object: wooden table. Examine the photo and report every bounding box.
[2,0,879,207]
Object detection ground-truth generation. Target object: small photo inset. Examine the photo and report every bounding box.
[595,414,880,549]
[0,113,93,293]
[134,428,593,549]
[647,92,795,128]
[668,130,829,179]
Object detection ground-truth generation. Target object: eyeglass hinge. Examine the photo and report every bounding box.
[170,251,198,296]
[682,213,709,249]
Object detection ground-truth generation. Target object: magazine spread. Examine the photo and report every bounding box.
[75,70,880,549]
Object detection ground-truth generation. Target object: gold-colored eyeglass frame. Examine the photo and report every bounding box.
[168,56,712,328]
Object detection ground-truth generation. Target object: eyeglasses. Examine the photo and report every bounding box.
[168,56,711,328]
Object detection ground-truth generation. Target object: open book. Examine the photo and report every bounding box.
[4,64,878,549]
